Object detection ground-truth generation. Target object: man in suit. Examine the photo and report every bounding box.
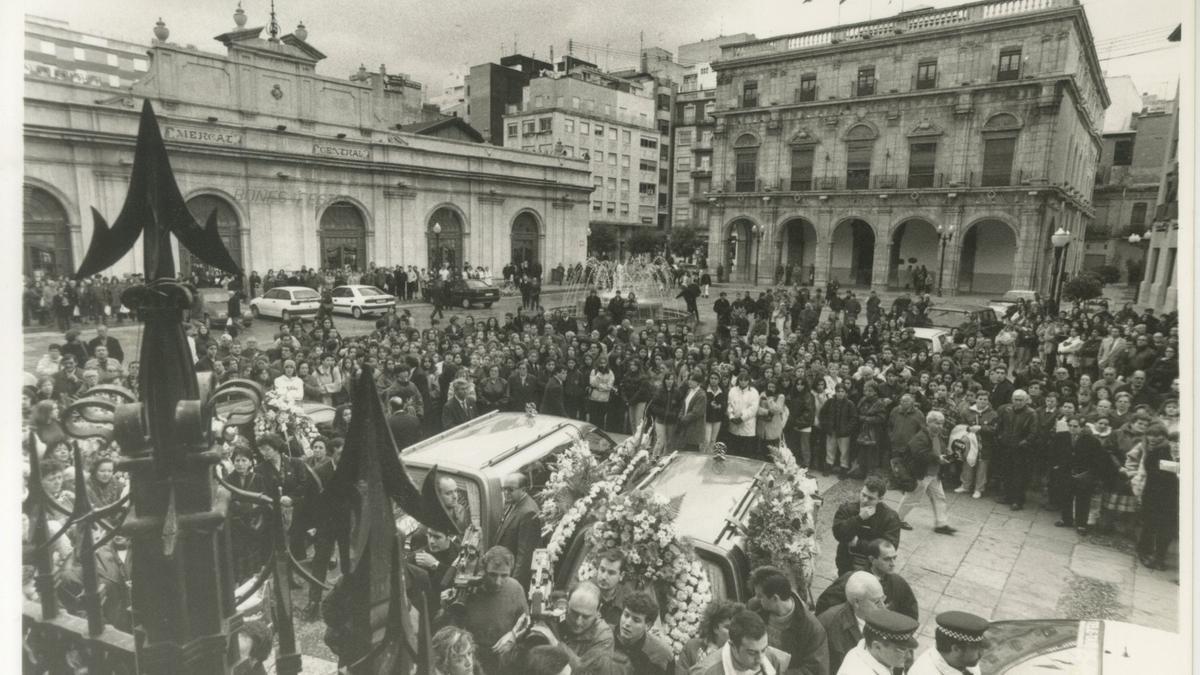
[1051,415,1113,534]
[507,362,538,412]
[495,473,542,589]
[831,476,902,576]
[87,324,124,363]
[674,371,707,451]
[441,379,476,430]
[541,363,568,417]
[817,572,885,673]
[386,397,422,450]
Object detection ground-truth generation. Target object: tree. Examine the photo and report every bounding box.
[1062,274,1103,302]
[588,224,617,256]
[628,230,666,255]
[667,227,702,259]
[1092,264,1121,284]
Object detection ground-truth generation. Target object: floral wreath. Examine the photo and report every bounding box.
[739,443,821,596]
[252,389,321,454]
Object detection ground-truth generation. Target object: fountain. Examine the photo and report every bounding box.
[555,255,691,326]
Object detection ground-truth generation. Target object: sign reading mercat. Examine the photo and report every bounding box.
[162,125,244,146]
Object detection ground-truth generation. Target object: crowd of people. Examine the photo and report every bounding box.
[21,261,1182,673]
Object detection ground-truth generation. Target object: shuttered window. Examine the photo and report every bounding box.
[790,146,815,191]
[907,142,937,188]
[736,149,758,192]
[981,137,1016,186]
[846,141,873,188]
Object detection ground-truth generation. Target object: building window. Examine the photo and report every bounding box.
[916,59,937,90]
[742,81,759,107]
[856,67,876,96]
[595,124,604,137]
[133,58,148,72]
[538,117,552,132]
[997,47,1022,81]
[73,47,86,61]
[678,156,692,171]
[677,129,693,145]
[564,119,574,133]
[593,201,602,212]
[522,120,536,135]
[846,141,873,188]
[677,182,691,196]
[622,130,631,144]
[683,104,696,124]
[522,145,535,152]
[621,203,630,216]
[580,121,590,135]
[108,74,121,87]
[621,179,630,192]
[789,146,814,191]
[571,96,580,108]
[676,207,690,222]
[797,74,817,102]
[1113,139,1134,166]
[640,159,656,172]
[657,119,670,135]
[981,136,1017,186]
[608,127,618,141]
[593,175,604,188]
[621,154,630,167]
[1130,202,1148,226]
[660,169,669,184]
[907,142,937,188]
[595,151,605,163]
[640,182,656,195]
[39,41,56,56]
[607,177,617,191]
[607,202,616,215]
[640,137,658,149]
[657,94,671,111]
[609,153,617,166]
[508,122,517,138]
[704,101,715,119]
[106,53,119,67]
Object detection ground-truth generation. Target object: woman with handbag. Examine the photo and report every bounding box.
[1134,423,1178,570]
[1101,414,1150,534]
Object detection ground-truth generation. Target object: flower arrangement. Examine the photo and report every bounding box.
[741,444,821,598]
[585,484,711,655]
[252,389,321,453]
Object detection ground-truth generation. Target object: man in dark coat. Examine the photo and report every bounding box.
[495,473,542,589]
[676,283,701,322]
[747,566,829,675]
[541,364,568,417]
[815,539,918,621]
[507,362,539,413]
[583,289,602,330]
[831,476,902,576]
[995,389,1039,510]
[87,324,124,363]
[816,572,884,673]
[673,372,707,451]
[1050,416,1113,533]
[386,398,423,451]
[441,379,477,431]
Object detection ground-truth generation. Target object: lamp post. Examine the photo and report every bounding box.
[935,224,954,296]
[432,222,442,271]
[1050,227,1070,307]
[752,223,764,285]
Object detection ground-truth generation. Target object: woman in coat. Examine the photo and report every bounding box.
[852,382,887,479]
[785,379,816,468]
[756,379,787,453]
[1136,423,1178,570]
[818,383,858,477]
[647,373,680,457]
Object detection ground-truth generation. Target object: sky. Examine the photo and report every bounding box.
[25,0,1188,100]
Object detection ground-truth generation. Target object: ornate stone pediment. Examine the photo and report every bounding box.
[907,119,944,138]
[789,128,820,145]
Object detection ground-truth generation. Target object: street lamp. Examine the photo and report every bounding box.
[935,224,954,297]
[432,222,442,271]
[751,223,765,285]
[1050,226,1070,306]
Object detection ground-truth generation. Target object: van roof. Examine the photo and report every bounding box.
[401,411,592,474]
[637,453,766,546]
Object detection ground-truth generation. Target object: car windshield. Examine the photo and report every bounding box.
[292,289,320,300]
[358,287,385,296]
[200,289,230,301]
[465,280,491,289]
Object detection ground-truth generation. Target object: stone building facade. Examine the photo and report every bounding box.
[705,0,1108,295]
[22,12,591,279]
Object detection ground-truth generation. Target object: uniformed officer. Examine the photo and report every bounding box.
[836,609,918,675]
[908,611,989,675]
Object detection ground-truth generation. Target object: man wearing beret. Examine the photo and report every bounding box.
[836,609,917,675]
[908,611,989,675]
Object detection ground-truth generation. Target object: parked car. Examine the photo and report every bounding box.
[332,284,396,319]
[926,305,1003,338]
[399,411,624,550]
[988,289,1041,319]
[192,287,253,329]
[249,286,321,321]
[557,452,768,602]
[981,619,1179,673]
[910,326,954,355]
[423,279,501,309]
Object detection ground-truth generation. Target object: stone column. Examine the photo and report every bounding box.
[1010,205,1044,292]
[813,206,834,288]
[869,205,892,292]
[941,205,965,296]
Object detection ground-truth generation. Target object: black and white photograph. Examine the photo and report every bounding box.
[2,0,1194,672]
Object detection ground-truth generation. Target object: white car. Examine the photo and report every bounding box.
[910,326,953,355]
[249,286,321,321]
[332,285,396,319]
[989,289,1040,320]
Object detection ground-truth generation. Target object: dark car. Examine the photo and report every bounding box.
[926,305,1003,339]
[192,287,253,329]
[425,279,501,309]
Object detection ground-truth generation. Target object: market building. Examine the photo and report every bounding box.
[704,0,1109,294]
[22,10,591,279]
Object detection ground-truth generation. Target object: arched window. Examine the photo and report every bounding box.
[320,202,367,271]
[183,194,242,278]
[24,186,73,277]
[428,207,465,272]
[511,212,540,267]
[981,114,1021,187]
[734,133,759,192]
[844,124,876,189]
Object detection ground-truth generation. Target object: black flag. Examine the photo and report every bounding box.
[75,99,243,280]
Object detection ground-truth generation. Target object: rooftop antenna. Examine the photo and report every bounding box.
[268,0,280,41]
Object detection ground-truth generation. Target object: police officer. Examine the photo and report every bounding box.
[836,609,917,675]
[908,611,989,675]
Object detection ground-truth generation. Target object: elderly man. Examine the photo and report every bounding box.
[818,572,886,673]
[995,389,1039,511]
[530,581,615,675]
[836,609,918,675]
[894,410,955,535]
[495,473,542,589]
[908,611,989,675]
[435,474,473,536]
[816,539,918,622]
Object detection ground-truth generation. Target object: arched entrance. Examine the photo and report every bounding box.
[829,219,875,288]
[23,185,73,278]
[887,219,939,290]
[428,207,465,273]
[320,202,367,272]
[958,219,1018,294]
[183,194,243,280]
[511,212,540,267]
[778,218,817,285]
[724,219,755,283]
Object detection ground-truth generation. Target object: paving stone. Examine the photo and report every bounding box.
[943,577,1003,608]
[954,564,1009,591]
[1130,608,1178,632]
[1021,533,1077,555]
[932,595,995,621]
[904,566,954,595]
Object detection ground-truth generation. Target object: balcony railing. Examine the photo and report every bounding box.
[710,171,1039,193]
[722,0,1065,59]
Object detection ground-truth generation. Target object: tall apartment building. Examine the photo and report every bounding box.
[24,14,151,88]
[503,65,660,255]
[705,0,1108,294]
[612,53,682,229]
[1085,78,1174,278]
[466,54,552,145]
